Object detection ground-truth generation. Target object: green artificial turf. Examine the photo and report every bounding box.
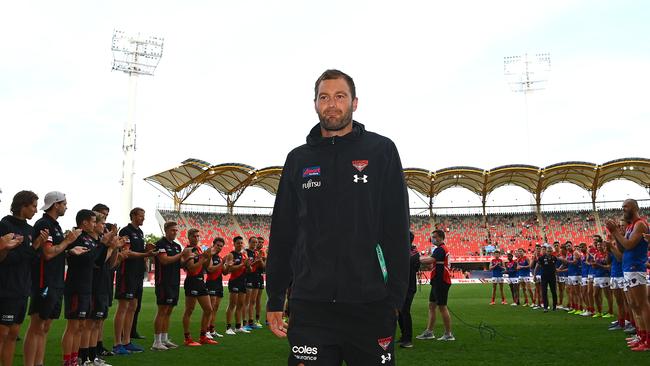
[9,284,646,365]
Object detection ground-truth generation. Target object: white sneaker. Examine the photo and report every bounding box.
[437,333,455,341]
[581,311,593,317]
[211,331,223,338]
[204,332,214,340]
[235,327,250,334]
[415,330,435,340]
[83,361,95,366]
[532,305,540,310]
[225,328,237,335]
[163,340,178,349]
[93,358,112,366]
[151,342,168,351]
[510,303,518,306]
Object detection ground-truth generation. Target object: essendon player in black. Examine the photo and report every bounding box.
[61,210,111,366]
[205,237,226,339]
[225,236,250,335]
[24,192,82,366]
[255,236,266,327]
[180,229,217,346]
[0,191,47,366]
[245,237,264,330]
[152,221,183,351]
[91,203,113,358]
[113,208,153,355]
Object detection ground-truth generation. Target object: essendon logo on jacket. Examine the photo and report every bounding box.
[302,166,321,178]
[352,160,368,172]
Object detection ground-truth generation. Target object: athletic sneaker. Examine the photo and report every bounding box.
[163,340,178,349]
[399,341,413,348]
[489,301,495,305]
[532,305,540,310]
[83,361,95,366]
[592,312,602,318]
[184,338,201,347]
[98,347,114,357]
[112,345,130,356]
[510,303,518,306]
[580,311,593,317]
[235,327,250,334]
[150,343,168,351]
[602,313,614,318]
[630,343,650,352]
[624,324,637,334]
[608,323,624,331]
[254,321,264,328]
[123,342,144,353]
[415,330,435,340]
[199,336,219,345]
[437,333,455,341]
[204,332,214,340]
[225,328,236,336]
[501,300,508,305]
[93,358,111,366]
[242,325,254,332]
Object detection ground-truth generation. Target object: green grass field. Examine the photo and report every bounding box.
[10,284,648,365]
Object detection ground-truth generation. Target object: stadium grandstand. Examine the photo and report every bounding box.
[146,157,650,273]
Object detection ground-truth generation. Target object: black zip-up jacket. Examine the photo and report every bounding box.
[266,121,410,311]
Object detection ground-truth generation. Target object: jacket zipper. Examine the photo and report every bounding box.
[331,139,339,303]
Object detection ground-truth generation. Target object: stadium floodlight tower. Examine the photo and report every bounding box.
[504,52,551,161]
[111,29,164,224]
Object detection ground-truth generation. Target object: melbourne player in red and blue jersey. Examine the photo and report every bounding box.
[489,251,506,305]
[606,199,650,351]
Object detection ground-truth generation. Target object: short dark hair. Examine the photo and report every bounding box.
[432,229,445,241]
[10,191,38,215]
[163,221,177,231]
[257,236,264,241]
[314,69,356,101]
[129,207,145,219]
[213,237,225,245]
[188,228,199,237]
[233,236,243,243]
[248,237,257,243]
[593,234,603,242]
[92,203,110,212]
[76,209,96,226]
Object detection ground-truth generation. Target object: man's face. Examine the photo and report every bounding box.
[315,78,358,132]
[54,200,68,216]
[622,200,636,221]
[22,200,38,220]
[213,241,224,254]
[98,209,109,219]
[94,220,106,235]
[248,238,257,249]
[188,232,199,245]
[234,239,243,251]
[81,216,97,234]
[166,226,178,241]
[257,238,264,250]
[132,210,145,226]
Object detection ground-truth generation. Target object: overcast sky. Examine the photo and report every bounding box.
[1,0,649,234]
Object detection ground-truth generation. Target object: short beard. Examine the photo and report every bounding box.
[318,108,353,132]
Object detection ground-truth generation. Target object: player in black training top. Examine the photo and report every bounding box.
[205,237,226,338]
[152,221,183,351]
[91,203,114,358]
[23,191,82,366]
[60,210,110,366]
[0,191,47,366]
[113,207,153,355]
[254,236,267,327]
[245,237,263,331]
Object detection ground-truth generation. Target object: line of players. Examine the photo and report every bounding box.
[487,199,650,351]
[0,190,268,366]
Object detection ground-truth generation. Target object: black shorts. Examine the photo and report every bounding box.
[206,280,224,298]
[429,282,451,306]
[28,288,63,320]
[64,293,91,320]
[156,284,180,306]
[115,273,143,300]
[228,277,247,294]
[246,274,264,290]
[90,294,110,319]
[288,299,397,366]
[184,276,208,297]
[0,297,28,325]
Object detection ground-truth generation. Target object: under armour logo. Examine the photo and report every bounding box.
[353,174,368,183]
[381,353,392,364]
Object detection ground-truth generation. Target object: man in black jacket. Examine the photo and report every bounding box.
[266,69,410,366]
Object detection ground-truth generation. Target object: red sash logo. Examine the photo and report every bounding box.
[352,160,368,172]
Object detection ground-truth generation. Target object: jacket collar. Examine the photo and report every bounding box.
[306,120,365,146]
